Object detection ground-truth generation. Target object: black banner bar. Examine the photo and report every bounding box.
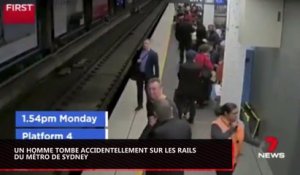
[0,140,232,170]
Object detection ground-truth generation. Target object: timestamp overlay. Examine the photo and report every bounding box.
[15,111,108,140]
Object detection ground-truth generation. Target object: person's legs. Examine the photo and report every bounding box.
[179,42,185,64]
[174,91,183,118]
[175,101,182,118]
[181,97,189,118]
[205,79,213,102]
[186,42,192,50]
[202,78,212,104]
[183,43,192,63]
[197,78,205,107]
[187,98,196,123]
[136,77,144,111]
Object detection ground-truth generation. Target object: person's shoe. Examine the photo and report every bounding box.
[182,113,188,120]
[135,106,143,111]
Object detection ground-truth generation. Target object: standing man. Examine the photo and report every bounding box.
[134,39,159,112]
[207,24,220,49]
[147,99,191,139]
[177,18,195,64]
[146,78,179,118]
[139,78,179,139]
[144,99,192,175]
[175,49,201,123]
[196,20,207,49]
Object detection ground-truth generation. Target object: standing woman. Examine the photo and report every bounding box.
[211,103,261,175]
[194,44,214,106]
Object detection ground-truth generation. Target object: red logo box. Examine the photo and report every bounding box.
[3,4,35,24]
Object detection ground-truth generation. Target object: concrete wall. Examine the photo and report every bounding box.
[290,125,300,174]
[250,0,300,174]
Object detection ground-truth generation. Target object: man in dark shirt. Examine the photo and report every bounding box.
[196,21,207,49]
[175,14,184,43]
[134,39,159,112]
[147,78,179,118]
[176,18,195,64]
[139,78,179,139]
[175,49,201,123]
[207,24,220,49]
[147,99,192,139]
[145,99,192,175]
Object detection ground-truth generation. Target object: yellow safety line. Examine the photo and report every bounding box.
[136,6,173,175]
[159,21,173,80]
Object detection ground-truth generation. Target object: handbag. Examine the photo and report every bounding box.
[210,83,221,101]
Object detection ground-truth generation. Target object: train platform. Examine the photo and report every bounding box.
[0,0,299,175]
[83,3,273,175]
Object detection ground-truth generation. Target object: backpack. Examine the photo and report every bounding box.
[196,54,212,79]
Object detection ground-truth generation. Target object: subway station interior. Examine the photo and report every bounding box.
[0,0,300,175]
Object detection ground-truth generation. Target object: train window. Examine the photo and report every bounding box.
[53,0,84,38]
[0,0,38,65]
[92,0,109,20]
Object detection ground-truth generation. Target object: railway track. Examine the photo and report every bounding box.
[53,0,167,111]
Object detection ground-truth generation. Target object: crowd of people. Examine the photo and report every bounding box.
[129,3,262,175]
[174,3,226,122]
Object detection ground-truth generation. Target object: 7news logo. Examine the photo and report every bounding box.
[2,3,35,24]
[258,136,285,159]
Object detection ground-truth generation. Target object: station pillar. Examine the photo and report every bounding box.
[203,3,215,28]
[220,0,247,113]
